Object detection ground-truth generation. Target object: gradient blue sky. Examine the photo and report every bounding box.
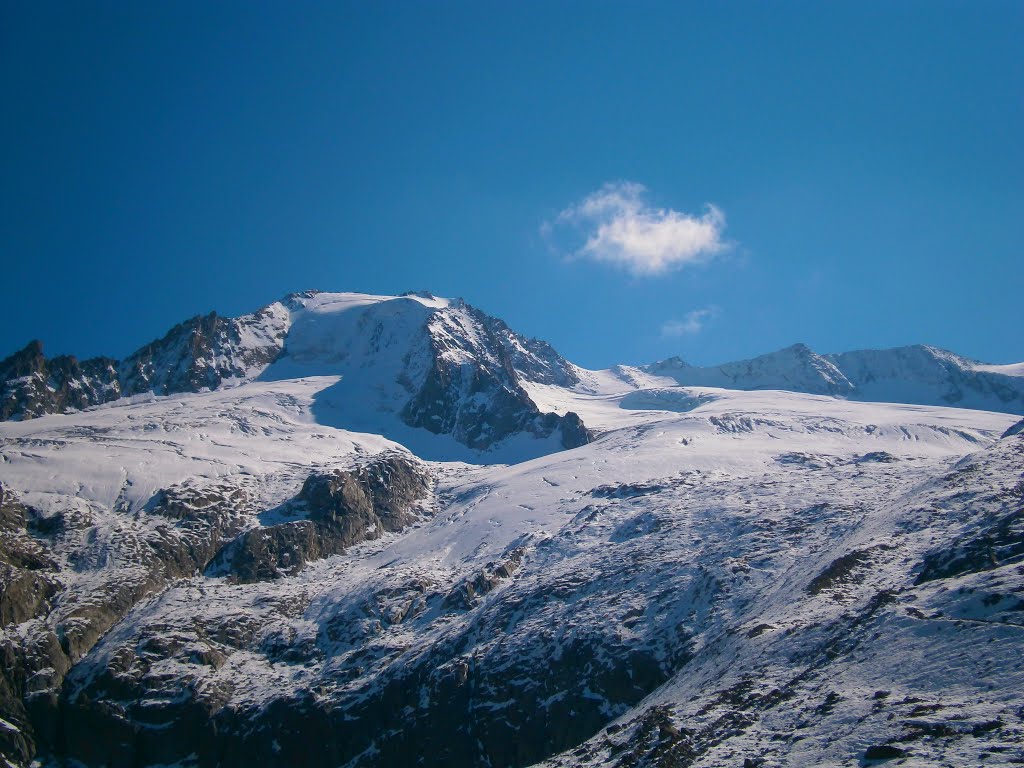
[2,1,1021,368]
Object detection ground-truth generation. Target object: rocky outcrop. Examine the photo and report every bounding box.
[57,539,688,768]
[215,454,431,583]
[442,546,525,609]
[1,302,289,421]
[401,302,590,450]
[1003,418,1024,438]
[1,293,590,455]
[0,451,435,768]
[0,341,119,420]
[119,305,288,397]
[402,357,590,450]
[0,483,63,766]
[0,484,61,628]
[464,303,580,388]
[0,476,259,768]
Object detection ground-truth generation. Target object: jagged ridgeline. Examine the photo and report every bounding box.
[3,291,1022,436]
[0,291,592,451]
[1,291,1023,768]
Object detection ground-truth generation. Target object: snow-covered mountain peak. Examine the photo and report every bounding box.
[268,291,440,368]
[642,341,1024,414]
[648,342,854,397]
[259,292,589,456]
[0,290,590,458]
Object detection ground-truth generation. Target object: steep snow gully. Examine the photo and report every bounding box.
[1,291,1022,767]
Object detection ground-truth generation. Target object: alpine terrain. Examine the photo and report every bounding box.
[1,290,1022,768]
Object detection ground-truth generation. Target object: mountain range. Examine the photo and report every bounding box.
[1,291,1022,768]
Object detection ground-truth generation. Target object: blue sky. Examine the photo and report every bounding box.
[2,2,1021,368]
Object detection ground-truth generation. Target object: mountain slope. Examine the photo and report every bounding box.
[0,377,1019,767]
[1,292,1022,768]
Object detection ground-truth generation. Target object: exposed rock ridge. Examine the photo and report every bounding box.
[119,303,289,396]
[0,302,289,420]
[402,301,590,449]
[0,293,591,453]
[213,453,432,583]
[0,341,119,421]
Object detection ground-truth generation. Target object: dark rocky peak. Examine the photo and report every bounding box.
[0,299,291,421]
[402,303,589,451]
[120,306,288,396]
[0,341,46,378]
[279,293,590,453]
[0,291,593,451]
[458,303,580,388]
[0,341,120,421]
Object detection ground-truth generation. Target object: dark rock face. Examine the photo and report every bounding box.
[1,304,288,421]
[916,504,1024,584]
[402,358,584,450]
[863,744,907,760]
[1003,418,1024,438]
[915,431,1024,584]
[58,545,687,768]
[119,308,286,397]
[0,483,64,766]
[442,547,525,609]
[0,475,262,768]
[806,549,873,596]
[0,341,120,420]
[29,455,437,768]
[1,295,590,455]
[215,455,431,583]
[550,409,592,449]
[0,484,60,627]
[401,303,591,451]
[466,304,580,388]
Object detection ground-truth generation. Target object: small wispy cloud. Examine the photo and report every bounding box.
[661,307,719,337]
[545,181,730,276]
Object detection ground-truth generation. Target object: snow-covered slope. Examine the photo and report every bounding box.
[648,343,1024,414]
[263,291,588,457]
[2,375,1021,767]
[1,292,1023,768]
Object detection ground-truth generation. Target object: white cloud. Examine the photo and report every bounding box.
[662,307,718,337]
[549,182,729,276]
